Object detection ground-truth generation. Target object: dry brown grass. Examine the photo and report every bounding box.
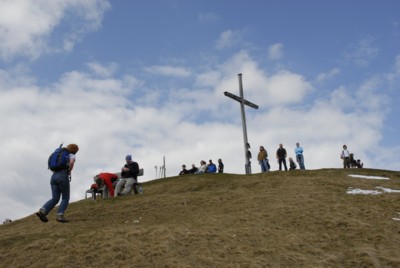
[1,168,400,267]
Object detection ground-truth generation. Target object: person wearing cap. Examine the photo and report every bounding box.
[94,172,119,198]
[115,155,140,196]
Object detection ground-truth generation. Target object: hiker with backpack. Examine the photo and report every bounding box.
[36,143,79,223]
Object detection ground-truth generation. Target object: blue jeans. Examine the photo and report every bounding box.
[259,160,269,172]
[41,170,70,216]
[296,154,305,170]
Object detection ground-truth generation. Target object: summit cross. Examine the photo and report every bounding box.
[224,73,259,175]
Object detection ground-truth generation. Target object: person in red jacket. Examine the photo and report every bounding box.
[94,172,119,198]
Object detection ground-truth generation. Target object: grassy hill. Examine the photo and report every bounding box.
[1,168,400,267]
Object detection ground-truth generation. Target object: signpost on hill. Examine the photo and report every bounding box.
[224,73,259,175]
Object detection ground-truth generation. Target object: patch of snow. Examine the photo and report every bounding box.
[376,187,400,193]
[346,186,400,195]
[346,188,382,195]
[348,174,390,180]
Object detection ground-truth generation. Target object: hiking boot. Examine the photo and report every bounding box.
[56,216,69,223]
[36,210,48,222]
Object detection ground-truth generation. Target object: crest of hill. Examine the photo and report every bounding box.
[1,168,400,267]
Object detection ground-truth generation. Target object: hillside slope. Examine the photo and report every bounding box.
[1,169,400,267]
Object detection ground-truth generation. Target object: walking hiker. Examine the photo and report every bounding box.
[36,143,79,223]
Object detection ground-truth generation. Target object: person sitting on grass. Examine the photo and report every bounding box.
[289,157,297,170]
[195,160,207,174]
[188,164,198,174]
[206,159,217,173]
[179,165,189,175]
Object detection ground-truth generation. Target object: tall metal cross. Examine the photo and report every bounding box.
[224,73,259,175]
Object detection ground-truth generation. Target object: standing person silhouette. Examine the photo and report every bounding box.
[257,146,269,172]
[341,145,350,168]
[295,142,305,170]
[218,159,224,173]
[276,143,288,171]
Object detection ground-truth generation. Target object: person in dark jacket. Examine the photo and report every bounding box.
[276,143,288,171]
[289,157,297,170]
[218,159,224,173]
[115,155,139,196]
[188,164,198,174]
[179,165,189,175]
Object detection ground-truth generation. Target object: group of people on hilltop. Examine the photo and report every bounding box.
[257,143,306,172]
[257,143,363,172]
[36,148,141,224]
[179,159,224,175]
[341,145,363,168]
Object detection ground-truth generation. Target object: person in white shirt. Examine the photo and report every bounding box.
[195,160,207,174]
[341,145,350,168]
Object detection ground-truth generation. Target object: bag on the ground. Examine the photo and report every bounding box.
[48,145,70,171]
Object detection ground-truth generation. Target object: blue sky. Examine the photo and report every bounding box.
[1,0,399,221]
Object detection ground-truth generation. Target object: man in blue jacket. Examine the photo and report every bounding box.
[206,159,217,173]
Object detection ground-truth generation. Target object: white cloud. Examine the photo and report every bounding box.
[197,12,219,24]
[316,68,340,82]
[215,30,242,49]
[268,43,284,60]
[0,0,110,60]
[144,65,191,77]
[87,61,119,77]
[264,70,313,105]
[346,36,379,67]
[386,54,400,82]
